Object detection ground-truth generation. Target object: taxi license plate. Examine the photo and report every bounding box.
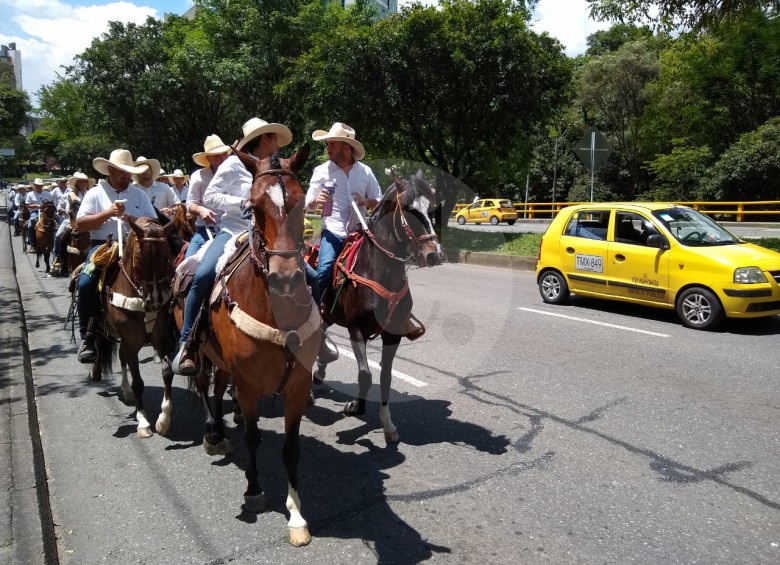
[575,253,603,273]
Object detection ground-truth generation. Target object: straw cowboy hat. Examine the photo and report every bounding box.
[312,122,365,160]
[32,178,45,187]
[67,171,96,190]
[192,134,232,167]
[234,118,293,152]
[132,156,162,183]
[93,149,149,176]
[167,169,189,183]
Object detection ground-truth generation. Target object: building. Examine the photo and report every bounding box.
[340,0,398,18]
[0,42,22,90]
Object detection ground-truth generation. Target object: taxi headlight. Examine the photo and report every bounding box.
[733,267,767,284]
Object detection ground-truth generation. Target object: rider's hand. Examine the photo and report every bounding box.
[200,208,217,224]
[315,188,332,205]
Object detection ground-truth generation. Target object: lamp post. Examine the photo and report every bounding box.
[551,127,568,217]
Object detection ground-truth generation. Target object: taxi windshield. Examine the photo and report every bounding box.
[652,208,740,246]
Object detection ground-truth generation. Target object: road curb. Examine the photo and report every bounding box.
[444,249,537,271]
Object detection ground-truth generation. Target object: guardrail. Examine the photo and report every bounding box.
[450,201,780,222]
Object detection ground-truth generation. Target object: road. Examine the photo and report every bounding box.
[4,209,780,564]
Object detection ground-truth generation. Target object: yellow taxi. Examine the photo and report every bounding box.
[455,199,517,226]
[535,203,780,330]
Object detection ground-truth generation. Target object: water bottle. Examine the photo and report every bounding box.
[321,180,336,217]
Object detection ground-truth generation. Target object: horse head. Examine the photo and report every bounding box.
[125,216,177,311]
[370,170,443,268]
[236,144,311,298]
[170,201,196,242]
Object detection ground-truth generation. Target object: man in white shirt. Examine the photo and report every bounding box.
[132,156,179,216]
[185,135,230,258]
[74,149,157,363]
[168,169,189,202]
[25,178,54,249]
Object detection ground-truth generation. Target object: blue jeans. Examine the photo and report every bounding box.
[77,244,103,337]
[26,211,39,247]
[185,226,215,259]
[313,229,345,307]
[179,229,232,343]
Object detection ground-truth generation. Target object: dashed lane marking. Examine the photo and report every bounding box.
[336,347,429,387]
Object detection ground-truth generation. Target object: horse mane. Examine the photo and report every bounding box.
[368,171,435,230]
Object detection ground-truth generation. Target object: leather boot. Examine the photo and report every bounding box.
[172,340,199,376]
[78,317,98,363]
[317,329,339,364]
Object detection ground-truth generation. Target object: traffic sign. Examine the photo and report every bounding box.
[572,127,612,170]
[0,148,15,157]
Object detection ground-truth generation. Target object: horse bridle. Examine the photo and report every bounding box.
[247,168,306,276]
[119,235,172,300]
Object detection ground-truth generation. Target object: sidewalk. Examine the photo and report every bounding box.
[0,206,56,564]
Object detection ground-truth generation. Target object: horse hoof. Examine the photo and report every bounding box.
[288,527,312,547]
[313,366,326,385]
[233,411,243,425]
[88,370,101,382]
[121,393,136,406]
[243,493,265,514]
[384,430,401,443]
[203,437,233,456]
[137,427,153,439]
[155,415,171,436]
[343,400,366,417]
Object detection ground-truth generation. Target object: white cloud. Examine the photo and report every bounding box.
[1,1,159,101]
[531,0,612,56]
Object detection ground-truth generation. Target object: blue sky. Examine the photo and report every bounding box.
[1,0,609,103]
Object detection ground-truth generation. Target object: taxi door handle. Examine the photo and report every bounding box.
[566,247,575,254]
[614,254,626,262]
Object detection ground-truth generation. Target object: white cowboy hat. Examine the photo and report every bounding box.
[93,149,149,176]
[167,169,189,183]
[157,168,167,178]
[67,171,96,190]
[32,178,45,187]
[312,122,365,160]
[234,117,293,152]
[132,156,162,183]
[192,134,232,167]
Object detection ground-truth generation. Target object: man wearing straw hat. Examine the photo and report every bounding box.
[173,117,291,375]
[167,169,190,202]
[12,183,28,235]
[52,172,95,275]
[74,149,157,363]
[185,134,231,258]
[132,156,179,216]
[25,178,54,250]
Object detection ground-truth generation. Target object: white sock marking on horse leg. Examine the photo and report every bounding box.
[286,484,308,530]
[379,403,397,437]
[137,409,151,432]
[120,367,133,401]
[156,397,172,435]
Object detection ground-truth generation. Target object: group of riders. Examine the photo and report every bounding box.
[9,117,422,378]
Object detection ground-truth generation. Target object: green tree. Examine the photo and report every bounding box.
[587,0,778,31]
[38,78,87,139]
[644,141,712,200]
[0,84,30,139]
[0,61,15,87]
[57,135,116,175]
[286,0,571,217]
[585,23,654,56]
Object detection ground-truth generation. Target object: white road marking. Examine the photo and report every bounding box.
[518,307,670,337]
[336,347,429,387]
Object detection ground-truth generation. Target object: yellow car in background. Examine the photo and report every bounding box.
[455,199,517,226]
[536,203,780,330]
[303,217,313,240]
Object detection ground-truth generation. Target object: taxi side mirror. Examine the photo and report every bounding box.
[646,233,669,250]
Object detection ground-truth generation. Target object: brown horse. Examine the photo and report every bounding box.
[89,216,177,438]
[172,145,318,546]
[19,202,30,253]
[316,170,443,442]
[62,200,91,276]
[34,200,57,273]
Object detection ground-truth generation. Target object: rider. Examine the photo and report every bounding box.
[74,149,157,363]
[25,178,53,250]
[53,172,95,273]
[132,157,179,216]
[185,134,231,258]
[168,169,189,202]
[172,117,292,376]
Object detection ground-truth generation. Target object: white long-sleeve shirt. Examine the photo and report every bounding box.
[187,167,223,228]
[203,154,252,236]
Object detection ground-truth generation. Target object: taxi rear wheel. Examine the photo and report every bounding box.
[489,216,499,225]
[457,216,466,225]
[539,270,569,305]
[676,287,724,330]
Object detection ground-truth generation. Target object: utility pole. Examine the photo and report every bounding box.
[551,127,568,216]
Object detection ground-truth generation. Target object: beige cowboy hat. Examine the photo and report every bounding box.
[234,117,293,152]
[192,134,232,167]
[132,156,162,183]
[67,171,96,190]
[32,178,45,187]
[167,169,189,183]
[93,149,149,176]
[312,122,365,160]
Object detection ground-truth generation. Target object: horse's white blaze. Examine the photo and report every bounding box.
[268,183,285,217]
[412,195,435,233]
[286,485,308,530]
[136,409,151,431]
[379,403,397,436]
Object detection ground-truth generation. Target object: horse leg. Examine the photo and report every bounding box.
[230,378,243,425]
[343,336,371,417]
[155,354,174,436]
[239,392,264,513]
[283,391,311,547]
[118,350,136,405]
[122,346,152,438]
[44,251,50,274]
[379,334,402,443]
[201,368,233,456]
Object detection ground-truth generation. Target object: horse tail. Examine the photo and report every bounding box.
[95,330,114,376]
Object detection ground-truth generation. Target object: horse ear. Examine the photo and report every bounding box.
[415,169,424,179]
[127,216,145,240]
[393,176,406,189]
[163,220,177,236]
[234,147,258,177]
[287,143,310,173]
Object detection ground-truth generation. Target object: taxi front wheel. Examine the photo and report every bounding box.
[457,216,466,225]
[539,270,569,305]
[676,287,724,331]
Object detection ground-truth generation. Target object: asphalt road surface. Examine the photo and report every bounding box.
[6,216,780,564]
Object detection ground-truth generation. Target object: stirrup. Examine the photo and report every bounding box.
[172,341,199,376]
[404,314,426,341]
[317,332,339,364]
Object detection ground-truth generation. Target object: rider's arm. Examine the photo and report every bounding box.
[203,157,244,211]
